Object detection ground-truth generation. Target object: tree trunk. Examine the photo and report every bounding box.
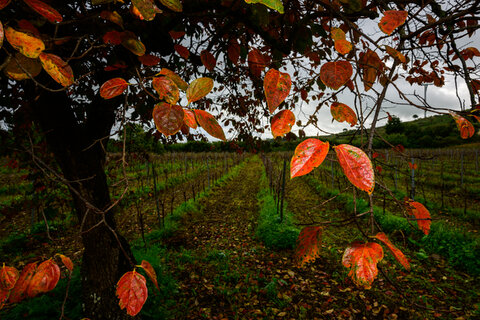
[32,90,135,319]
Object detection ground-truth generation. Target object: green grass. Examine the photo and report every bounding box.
[256,166,300,250]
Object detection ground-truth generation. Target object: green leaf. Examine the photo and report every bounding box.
[245,0,284,14]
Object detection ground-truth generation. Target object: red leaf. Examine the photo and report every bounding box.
[0,287,9,310]
[183,109,197,129]
[39,53,74,87]
[359,49,382,91]
[200,50,216,72]
[378,10,408,35]
[103,30,123,45]
[8,262,37,303]
[248,48,268,78]
[227,41,240,65]
[330,102,357,126]
[393,144,405,153]
[152,76,180,104]
[290,139,329,179]
[26,260,60,298]
[0,0,11,10]
[100,78,129,99]
[17,19,40,36]
[320,61,353,90]
[342,242,383,289]
[152,102,184,136]
[295,226,323,267]
[450,111,475,139]
[376,165,382,173]
[174,44,190,59]
[138,54,161,66]
[104,62,127,71]
[408,162,418,170]
[335,144,374,194]
[264,69,292,113]
[140,260,159,291]
[271,109,295,138]
[168,30,185,39]
[0,265,19,290]
[373,232,410,270]
[405,200,431,235]
[186,77,213,103]
[5,26,45,58]
[59,254,74,272]
[116,271,148,317]
[23,0,63,23]
[159,68,188,91]
[194,109,226,141]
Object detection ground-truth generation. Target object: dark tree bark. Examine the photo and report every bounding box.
[32,89,135,320]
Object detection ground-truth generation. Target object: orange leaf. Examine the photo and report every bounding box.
[295,226,323,267]
[23,0,63,23]
[39,53,74,87]
[378,10,408,35]
[0,265,19,290]
[168,30,185,39]
[227,41,240,65]
[271,109,295,138]
[186,77,213,103]
[152,76,180,104]
[4,52,42,80]
[194,109,226,141]
[8,262,37,303]
[121,32,146,56]
[200,50,216,72]
[408,162,418,170]
[248,48,268,78]
[359,49,382,91]
[100,78,129,99]
[342,241,383,289]
[330,27,346,41]
[100,10,124,28]
[183,109,197,129]
[264,69,291,113]
[0,287,9,310]
[320,61,353,90]
[138,54,161,66]
[335,144,374,194]
[450,111,475,139]
[406,200,431,235]
[158,68,188,91]
[26,259,60,298]
[103,30,123,45]
[373,232,410,270]
[385,45,406,63]
[5,26,45,58]
[330,102,357,126]
[0,21,4,47]
[152,102,184,136]
[334,39,352,55]
[116,271,148,317]
[174,44,190,59]
[131,0,157,21]
[140,260,159,291]
[0,0,11,10]
[158,0,182,12]
[59,254,74,272]
[290,138,329,179]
